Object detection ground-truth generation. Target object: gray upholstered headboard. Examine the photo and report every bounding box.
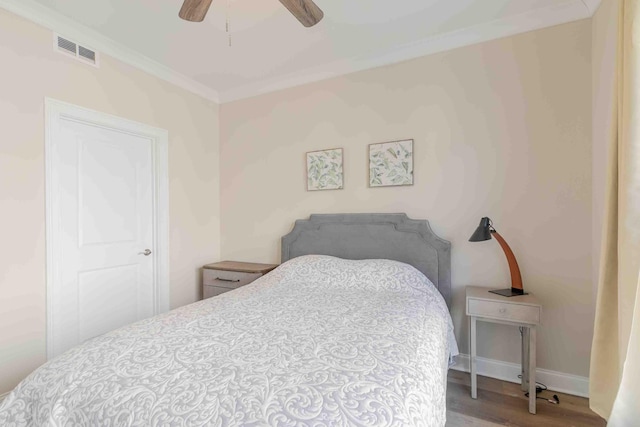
[281,213,452,308]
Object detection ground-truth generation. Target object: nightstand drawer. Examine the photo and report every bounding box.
[468,299,540,324]
[203,269,261,290]
[203,285,234,299]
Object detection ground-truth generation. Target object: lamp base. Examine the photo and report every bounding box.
[489,288,528,297]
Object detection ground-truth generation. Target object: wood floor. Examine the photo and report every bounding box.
[446,370,606,427]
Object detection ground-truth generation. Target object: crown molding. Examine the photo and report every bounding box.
[218,0,595,103]
[0,0,220,103]
[581,0,603,15]
[1,0,602,105]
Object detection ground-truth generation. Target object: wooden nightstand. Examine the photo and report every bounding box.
[466,286,542,414]
[202,261,279,299]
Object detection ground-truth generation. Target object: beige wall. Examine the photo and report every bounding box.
[220,20,593,377]
[0,9,220,394]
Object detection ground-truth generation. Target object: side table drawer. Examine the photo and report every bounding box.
[203,268,261,290]
[468,299,540,324]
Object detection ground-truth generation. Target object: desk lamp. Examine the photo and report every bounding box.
[469,217,526,297]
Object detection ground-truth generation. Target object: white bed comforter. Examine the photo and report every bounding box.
[0,255,458,427]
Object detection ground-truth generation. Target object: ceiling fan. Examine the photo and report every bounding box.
[179,0,324,27]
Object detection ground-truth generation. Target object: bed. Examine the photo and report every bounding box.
[0,213,458,426]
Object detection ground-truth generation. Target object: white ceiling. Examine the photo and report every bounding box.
[4,0,600,102]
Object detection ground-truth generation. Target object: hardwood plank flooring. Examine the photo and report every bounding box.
[446,370,606,427]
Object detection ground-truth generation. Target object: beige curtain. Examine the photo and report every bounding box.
[590,0,640,423]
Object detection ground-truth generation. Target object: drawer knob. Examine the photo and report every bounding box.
[499,307,507,314]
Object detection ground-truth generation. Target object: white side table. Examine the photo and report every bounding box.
[465,286,542,414]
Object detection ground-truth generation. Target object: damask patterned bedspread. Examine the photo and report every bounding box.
[0,255,458,427]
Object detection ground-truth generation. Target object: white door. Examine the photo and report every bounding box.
[46,99,169,359]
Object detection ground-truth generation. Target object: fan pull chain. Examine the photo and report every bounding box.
[226,0,232,47]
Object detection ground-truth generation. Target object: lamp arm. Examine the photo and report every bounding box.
[491,231,524,291]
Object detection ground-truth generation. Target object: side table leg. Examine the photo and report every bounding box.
[521,327,530,392]
[470,316,477,399]
[528,326,537,414]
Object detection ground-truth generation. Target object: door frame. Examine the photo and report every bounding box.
[44,98,169,359]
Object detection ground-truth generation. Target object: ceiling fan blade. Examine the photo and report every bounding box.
[179,0,213,22]
[279,0,324,27]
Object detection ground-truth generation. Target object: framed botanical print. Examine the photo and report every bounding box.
[369,139,414,187]
[306,148,344,191]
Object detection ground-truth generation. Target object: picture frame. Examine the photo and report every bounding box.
[306,148,344,191]
[369,139,414,187]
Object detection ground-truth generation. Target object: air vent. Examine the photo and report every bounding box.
[78,46,96,63]
[57,36,76,55]
[54,34,99,67]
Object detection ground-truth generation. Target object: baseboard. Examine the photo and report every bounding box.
[451,353,589,398]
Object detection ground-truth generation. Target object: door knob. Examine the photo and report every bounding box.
[138,249,152,256]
